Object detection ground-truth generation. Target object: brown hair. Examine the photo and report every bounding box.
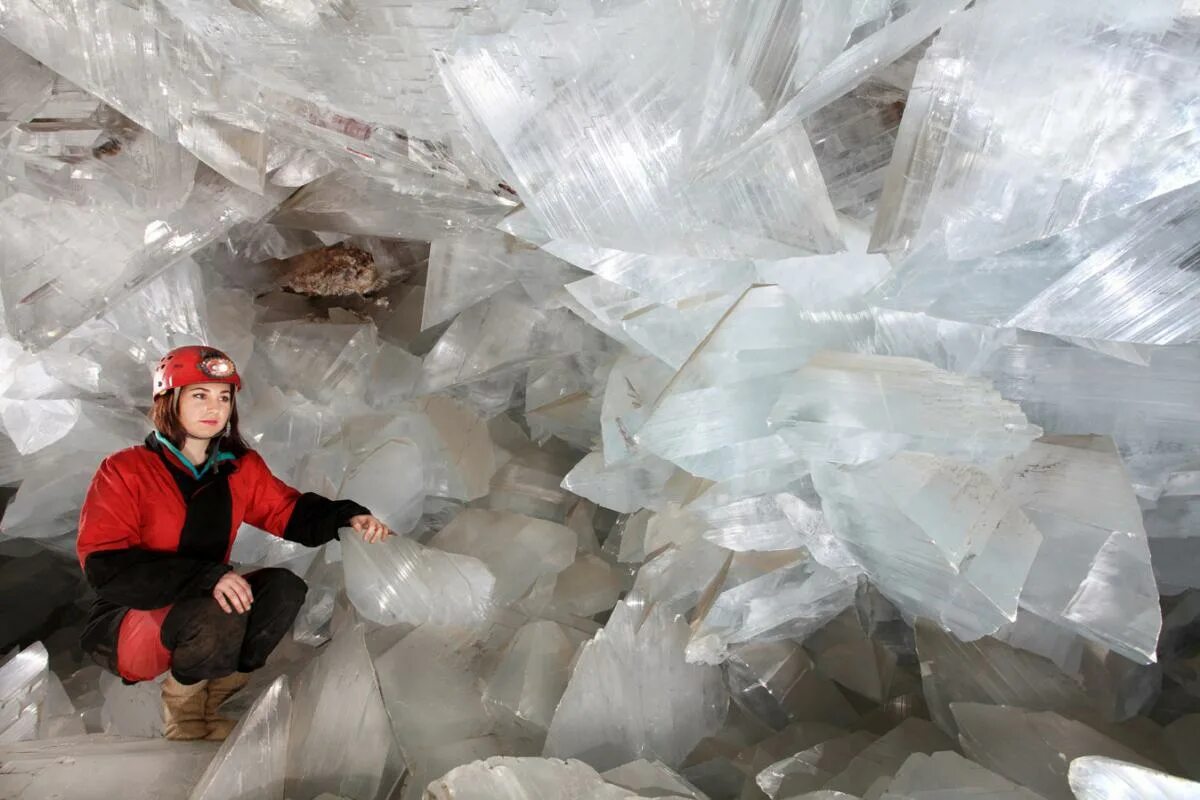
[150,388,250,457]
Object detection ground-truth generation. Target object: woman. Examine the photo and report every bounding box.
[75,345,392,741]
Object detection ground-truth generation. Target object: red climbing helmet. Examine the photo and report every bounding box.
[152,345,242,399]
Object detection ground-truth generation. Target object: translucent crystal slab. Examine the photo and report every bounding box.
[881,751,1049,800]
[429,509,576,606]
[804,609,898,702]
[337,439,425,535]
[602,759,708,799]
[691,493,815,553]
[0,735,217,800]
[445,3,841,259]
[0,642,47,743]
[0,0,498,190]
[953,704,1165,800]
[418,295,585,394]
[1070,756,1200,800]
[1144,476,1200,595]
[423,231,521,330]
[753,218,893,310]
[999,436,1161,664]
[286,623,402,800]
[620,292,748,372]
[340,531,494,628]
[821,718,954,796]
[634,375,800,484]
[915,619,1097,737]
[544,596,727,770]
[0,41,53,138]
[253,317,379,410]
[2,405,147,540]
[562,452,678,514]
[97,259,225,367]
[4,88,199,212]
[878,183,1200,345]
[688,554,858,665]
[426,756,632,800]
[190,676,290,800]
[0,399,82,456]
[981,341,1200,497]
[872,2,1200,259]
[720,638,864,724]
[812,453,1043,640]
[483,620,577,732]
[690,0,858,161]
[561,277,656,355]
[273,168,517,240]
[374,626,492,766]
[0,167,279,350]
[805,79,906,220]
[756,731,878,798]
[768,350,1040,466]
[631,540,731,620]
[525,351,618,451]
[340,398,499,502]
[98,674,162,738]
[722,0,969,168]
[546,241,757,305]
[475,439,580,523]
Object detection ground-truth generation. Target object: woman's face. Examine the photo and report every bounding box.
[177,382,234,441]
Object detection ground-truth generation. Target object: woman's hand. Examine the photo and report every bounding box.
[349,514,392,544]
[213,571,254,614]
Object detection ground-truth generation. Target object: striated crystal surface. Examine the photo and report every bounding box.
[189,676,290,800]
[483,620,577,733]
[340,530,494,628]
[374,626,495,799]
[429,508,576,606]
[0,736,217,800]
[822,718,954,796]
[0,168,279,350]
[953,704,1164,800]
[544,596,727,771]
[1001,436,1162,664]
[813,452,1043,640]
[872,1,1200,260]
[286,624,402,800]
[768,350,1040,466]
[882,750,1049,800]
[444,3,842,259]
[1069,756,1200,800]
[5,0,1200,793]
[687,553,858,665]
[426,756,633,800]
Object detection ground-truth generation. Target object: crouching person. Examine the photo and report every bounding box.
[75,346,391,741]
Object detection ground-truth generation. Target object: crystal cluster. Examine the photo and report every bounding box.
[2,1,1200,799]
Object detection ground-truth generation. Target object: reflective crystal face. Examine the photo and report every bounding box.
[2,1,1200,798]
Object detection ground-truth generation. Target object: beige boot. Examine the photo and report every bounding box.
[161,675,209,741]
[203,671,250,741]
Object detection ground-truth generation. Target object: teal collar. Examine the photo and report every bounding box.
[153,431,236,480]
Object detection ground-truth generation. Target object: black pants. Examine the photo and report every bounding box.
[160,567,307,684]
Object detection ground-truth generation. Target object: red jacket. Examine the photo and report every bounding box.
[78,443,304,566]
[78,443,300,563]
[77,433,367,679]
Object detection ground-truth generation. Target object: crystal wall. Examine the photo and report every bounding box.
[2,0,1200,798]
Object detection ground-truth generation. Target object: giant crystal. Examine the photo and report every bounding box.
[3,0,1200,795]
[543,596,727,771]
[0,167,279,349]
[872,0,1200,260]
[812,452,1043,640]
[443,2,841,258]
